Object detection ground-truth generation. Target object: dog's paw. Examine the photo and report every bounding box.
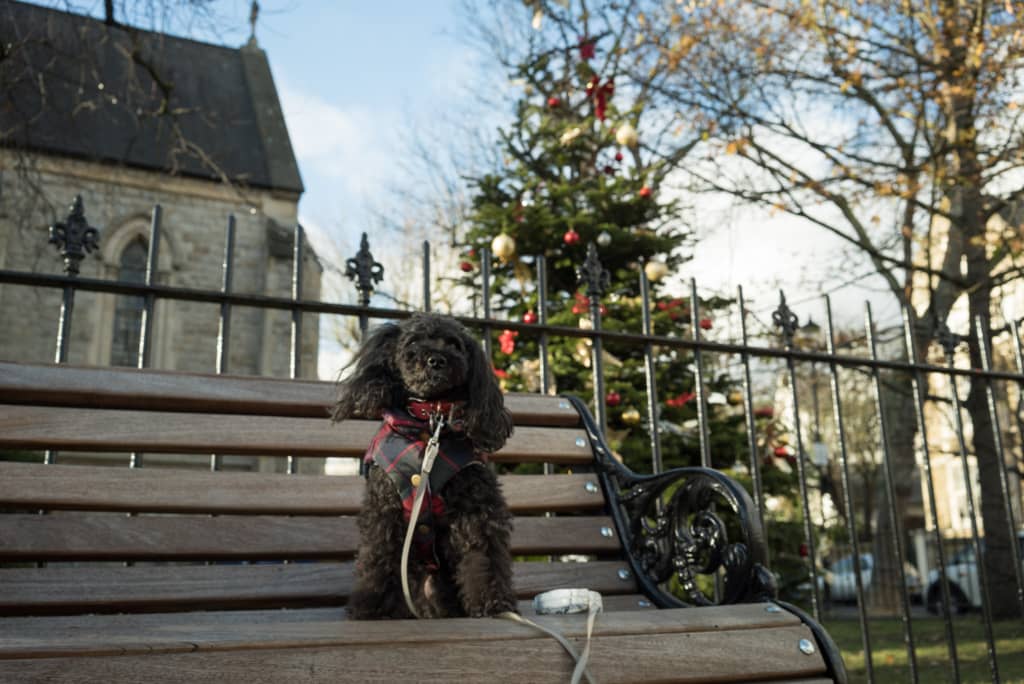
[467,596,517,618]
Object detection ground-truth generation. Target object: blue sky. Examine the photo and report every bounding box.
[254,3,469,218]
[248,1,478,270]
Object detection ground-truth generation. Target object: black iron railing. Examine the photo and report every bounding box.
[2,196,1024,683]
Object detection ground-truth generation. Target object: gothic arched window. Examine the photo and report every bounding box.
[110,239,148,367]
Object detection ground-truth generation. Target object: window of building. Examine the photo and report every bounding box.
[110,238,148,367]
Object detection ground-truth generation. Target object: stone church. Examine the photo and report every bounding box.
[0,0,320,379]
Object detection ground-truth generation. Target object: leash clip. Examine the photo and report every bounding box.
[423,409,446,475]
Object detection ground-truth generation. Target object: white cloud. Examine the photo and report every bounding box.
[278,83,395,198]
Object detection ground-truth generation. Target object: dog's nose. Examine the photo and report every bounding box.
[427,354,447,370]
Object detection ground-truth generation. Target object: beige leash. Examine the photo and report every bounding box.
[399,413,444,618]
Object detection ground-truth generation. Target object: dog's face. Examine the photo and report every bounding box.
[394,319,472,400]
[333,312,514,452]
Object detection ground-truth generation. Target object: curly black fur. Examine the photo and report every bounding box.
[333,313,516,619]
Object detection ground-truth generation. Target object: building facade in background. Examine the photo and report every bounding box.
[0,1,319,379]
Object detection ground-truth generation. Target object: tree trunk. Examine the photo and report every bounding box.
[869,370,918,614]
[965,284,1021,620]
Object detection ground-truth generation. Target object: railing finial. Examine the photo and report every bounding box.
[48,195,100,276]
[578,241,610,301]
[772,290,799,347]
[345,232,384,307]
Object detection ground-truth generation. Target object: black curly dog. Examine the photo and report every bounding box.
[332,313,517,619]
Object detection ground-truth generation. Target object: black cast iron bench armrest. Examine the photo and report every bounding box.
[568,395,848,684]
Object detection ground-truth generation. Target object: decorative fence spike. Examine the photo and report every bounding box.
[345,232,384,308]
[772,290,799,346]
[48,195,100,276]
[578,241,610,301]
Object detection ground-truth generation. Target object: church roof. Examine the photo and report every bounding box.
[0,1,304,194]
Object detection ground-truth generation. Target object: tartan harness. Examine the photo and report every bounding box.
[364,402,483,567]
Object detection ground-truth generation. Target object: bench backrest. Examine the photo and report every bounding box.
[0,361,645,616]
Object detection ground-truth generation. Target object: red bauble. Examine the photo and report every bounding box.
[522,310,538,324]
[699,318,712,330]
[615,151,624,162]
[498,329,518,355]
[606,391,622,407]
[572,304,584,315]
[579,39,596,60]
[459,261,473,273]
[754,406,775,419]
[547,96,561,108]
[563,228,581,245]
[666,391,696,408]
[638,186,652,198]
[599,304,608,316]
[774,446,789,457]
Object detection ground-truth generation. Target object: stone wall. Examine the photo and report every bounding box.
[0,151,320,379]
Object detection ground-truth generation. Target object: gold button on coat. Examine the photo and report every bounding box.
[418,524,431,535]
[411,474,422,487]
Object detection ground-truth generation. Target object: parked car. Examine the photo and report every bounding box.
[925,531,1024,615]
[820,552,922,604]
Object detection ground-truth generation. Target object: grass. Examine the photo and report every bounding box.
[823,616,1024,683]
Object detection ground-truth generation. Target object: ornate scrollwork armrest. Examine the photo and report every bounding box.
[564,396,776,608]
[610,465,777,607]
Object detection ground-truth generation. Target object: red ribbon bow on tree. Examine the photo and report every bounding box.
[586,76,614,121]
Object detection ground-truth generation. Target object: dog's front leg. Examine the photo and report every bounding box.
[348,466,413,620]
[444,465,517,617]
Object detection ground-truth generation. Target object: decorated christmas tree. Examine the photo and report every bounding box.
[459,28,746,473]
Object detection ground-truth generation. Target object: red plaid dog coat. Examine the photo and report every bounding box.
[364,404,484,565]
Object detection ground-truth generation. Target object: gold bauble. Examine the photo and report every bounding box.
[644,260,669,282]
[616,122,639,148]
[727,391,744,406]
[491,233,517,264]
[621,408,641,426]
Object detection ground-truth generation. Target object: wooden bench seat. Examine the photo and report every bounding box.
[0,360,847,683]
[0,606,832,683]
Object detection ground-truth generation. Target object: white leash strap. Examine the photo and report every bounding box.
[499,589,602,684]
[400,416,444,619]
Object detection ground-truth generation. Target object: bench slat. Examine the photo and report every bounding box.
[0,605,798,655]
[0,561,638,615]
[0,599,656,647]
[0,463,605,515]
[0,513,621,561]
[0,405,592,463]
[0,361,580,426]
[0,615,826,683]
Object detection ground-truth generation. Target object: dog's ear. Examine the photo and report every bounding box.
[331,322,403,422]
[462,331,514,452]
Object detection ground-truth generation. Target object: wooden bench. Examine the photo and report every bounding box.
[0,360,846,683]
